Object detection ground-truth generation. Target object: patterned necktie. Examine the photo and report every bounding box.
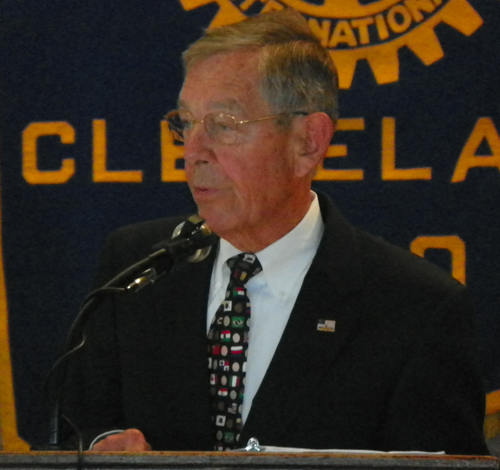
[207,252,262,451]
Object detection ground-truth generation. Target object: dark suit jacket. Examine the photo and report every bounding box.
[63,193,488,454]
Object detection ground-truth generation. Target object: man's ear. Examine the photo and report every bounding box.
[294,112,336,178]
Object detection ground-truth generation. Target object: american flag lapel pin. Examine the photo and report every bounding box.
[317,319,336,332]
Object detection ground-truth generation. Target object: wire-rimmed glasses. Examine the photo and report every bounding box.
[165,109,308,145]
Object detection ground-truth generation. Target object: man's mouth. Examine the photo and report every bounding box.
[192,186,218,197]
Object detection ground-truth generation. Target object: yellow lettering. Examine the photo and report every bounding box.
[239,0,259,11]
[315,118,365,181]
[308,18,331,48]
[486,389,500,416]
[22,122,75,185]
[386,5,413,34]
[382,117,432,180]
[350,17,374,45]
[451,117,500,183]
[92,120,143,183]
[375,14,390,40]
[404,0,436,22]
[410,235,466,284]
[261,0,284,13]
[161,120,187,182]
[329,20,357,48]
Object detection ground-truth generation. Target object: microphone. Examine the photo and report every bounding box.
[39,215,217,450]
[154,214,217,263]
[126,215,218,292]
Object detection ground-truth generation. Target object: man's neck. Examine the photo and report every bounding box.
[223,193,315,253]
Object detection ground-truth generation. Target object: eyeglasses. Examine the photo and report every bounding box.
[165,109,308,145]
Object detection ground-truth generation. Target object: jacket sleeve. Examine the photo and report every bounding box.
[61,230,127,449]
[382,285,489,455]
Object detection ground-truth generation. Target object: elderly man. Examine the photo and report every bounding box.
[64,10,488,454]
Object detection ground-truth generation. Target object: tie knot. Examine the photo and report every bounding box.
[227,253,262,284]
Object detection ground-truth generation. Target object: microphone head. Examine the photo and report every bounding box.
[171,215,217,263]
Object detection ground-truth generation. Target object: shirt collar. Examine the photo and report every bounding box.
[213,192,324,300]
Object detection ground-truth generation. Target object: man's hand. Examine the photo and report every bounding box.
[92,429,151,451]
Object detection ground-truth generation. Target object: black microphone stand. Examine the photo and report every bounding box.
[34,216,217,450]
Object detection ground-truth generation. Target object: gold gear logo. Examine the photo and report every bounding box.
[177,0,484,89]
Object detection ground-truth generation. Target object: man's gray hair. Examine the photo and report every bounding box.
[183,9,339,122]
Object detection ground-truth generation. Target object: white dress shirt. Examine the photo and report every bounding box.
[207,192,324,423]
[90,193,324,449]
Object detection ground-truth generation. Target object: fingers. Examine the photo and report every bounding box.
[92,429,151,451]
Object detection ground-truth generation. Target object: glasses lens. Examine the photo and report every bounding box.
[166,111,190,142]
[206,113,238,144]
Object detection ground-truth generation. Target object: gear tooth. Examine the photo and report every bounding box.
[209,9,247,28]
[404,26,444,66]
[178,0,216,10]
[439,0,484,36]
[179,0,485,89]
[330,51,358,89]
[207,0,248,28]
[366,47,400,85]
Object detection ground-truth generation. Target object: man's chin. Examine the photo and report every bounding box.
[196,211,234,240]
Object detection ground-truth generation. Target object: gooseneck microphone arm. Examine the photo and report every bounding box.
[39,215,218,450]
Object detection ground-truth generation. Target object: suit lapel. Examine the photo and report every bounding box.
[241,194,366,444]
[147,247,217,448]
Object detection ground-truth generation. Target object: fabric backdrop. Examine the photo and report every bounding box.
[0,0,499,447]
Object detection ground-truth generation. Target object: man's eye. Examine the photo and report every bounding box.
[182,120,194,130]
[216,122,232,132]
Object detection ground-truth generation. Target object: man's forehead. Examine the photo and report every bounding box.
[182,51,260,88]
[177,97,246,113]
[178,53,265,114]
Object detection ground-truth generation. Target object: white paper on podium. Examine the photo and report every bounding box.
[234,438,445,455]
[252,446,445,455]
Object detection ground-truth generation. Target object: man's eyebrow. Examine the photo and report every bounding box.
[177,98,246,113]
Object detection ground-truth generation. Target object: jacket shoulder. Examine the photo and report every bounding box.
[356,229,464,296]
[95,215,191,283]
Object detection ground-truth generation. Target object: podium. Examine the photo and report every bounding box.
[0,452,498,470]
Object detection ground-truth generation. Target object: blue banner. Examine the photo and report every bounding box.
[0,0,499,446]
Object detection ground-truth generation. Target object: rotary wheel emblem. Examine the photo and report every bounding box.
[178,0,484,89]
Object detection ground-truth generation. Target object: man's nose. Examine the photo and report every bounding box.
[183,122,214,163]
